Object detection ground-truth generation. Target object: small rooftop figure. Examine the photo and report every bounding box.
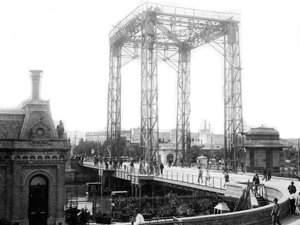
[57,120,64,139]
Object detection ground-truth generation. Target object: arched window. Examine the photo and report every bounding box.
[37,156,43,162]
[30,176,47,186]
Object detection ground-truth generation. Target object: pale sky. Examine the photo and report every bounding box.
[0,0,299,138]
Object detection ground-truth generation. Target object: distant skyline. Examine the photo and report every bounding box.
[0,0,300,138]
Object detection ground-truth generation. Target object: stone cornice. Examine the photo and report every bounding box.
[22,165,57,169]
[0,139,71,149]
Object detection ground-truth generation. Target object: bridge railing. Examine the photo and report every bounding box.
[83,162,227,189]
[115,165,226,190]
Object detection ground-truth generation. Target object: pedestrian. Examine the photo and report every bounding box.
[224,172,229,188]
[160,162,164,175]
[130,160,134,174]
[271,198,281,225]
[139,161,144,174]
[268,168,272,181]
[120,158,123,168]
[262,168,268,181]
[252,173,260,195]
[295,192,300,216]
[289,192,296,214]
[205,169,211,185]
[287,181,297,195]
[198,167,203,184]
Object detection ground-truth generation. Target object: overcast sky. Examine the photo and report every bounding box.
[0,0,299,138]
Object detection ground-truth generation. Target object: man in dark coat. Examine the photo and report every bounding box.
[268,168,272,181]
[160,163,164,175]
[262,168,268,181]
[253,173,260,194]
[288,181,297,195]
[271,198,281,225]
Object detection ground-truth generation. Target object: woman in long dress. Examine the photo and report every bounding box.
[295,192,300,215]
[205,169,211,186]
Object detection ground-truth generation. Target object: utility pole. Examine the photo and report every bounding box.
[97,135,101,182]
[210,133,213,168]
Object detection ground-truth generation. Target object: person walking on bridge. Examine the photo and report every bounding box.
[252,173,260,195]
[198,167,203,184]
[262,168,268,181]
[271,198,281,225]
[205,169,211,186]
[224,172,229,188]
[288,181,297,214]
[160,162,164,176]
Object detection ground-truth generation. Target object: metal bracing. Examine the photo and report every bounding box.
[175,50,191,163]
[107,3,242,166]
[140,11,159,164]
[224,22,243,172]
[107,44,122,143]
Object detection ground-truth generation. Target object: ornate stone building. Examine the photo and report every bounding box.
[0,70,71,225]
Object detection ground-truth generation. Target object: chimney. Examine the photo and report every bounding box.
[30,70,43,100]
[204,120,206,130]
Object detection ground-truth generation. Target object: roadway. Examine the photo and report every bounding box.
[84,161,300,224]
[162,165,300,225]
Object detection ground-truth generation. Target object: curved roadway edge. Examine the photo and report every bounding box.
[176,182,290,225]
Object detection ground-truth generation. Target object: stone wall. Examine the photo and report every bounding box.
[177,182,289,225]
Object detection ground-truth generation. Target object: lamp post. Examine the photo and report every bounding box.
[97,136,101,181]
[210,133,213,169]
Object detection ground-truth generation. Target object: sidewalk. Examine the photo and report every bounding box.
[281,214,300,225]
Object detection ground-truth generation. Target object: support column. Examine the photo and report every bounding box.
[224,21,243,172]
[135,185,138,197]
[131,185,134,197]
[151,185,155,197]
[139,186,142,199]
[107,43,122,145]
[176,49,191,165]
[140,11,159,165]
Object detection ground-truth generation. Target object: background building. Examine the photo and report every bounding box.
[245,127,289,173]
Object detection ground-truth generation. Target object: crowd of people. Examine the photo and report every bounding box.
[287,181,300,216]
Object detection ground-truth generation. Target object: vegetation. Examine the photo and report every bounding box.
[73,136,129,158]
[109,193,223,222]
[185,145,225,164]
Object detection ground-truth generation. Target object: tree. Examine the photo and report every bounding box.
[73,139,102,156]
[102,136,128,159]
[186,145,202,163]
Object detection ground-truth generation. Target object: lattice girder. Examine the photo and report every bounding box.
[140,12,159,163]
[107,3,241,165]
[224,22,243,171]
[107,44,122,142]
[175,49,191,163]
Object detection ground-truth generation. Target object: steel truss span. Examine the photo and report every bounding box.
[107,2,243,168]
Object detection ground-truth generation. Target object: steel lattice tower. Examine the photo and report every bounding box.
[107,3,243,166]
